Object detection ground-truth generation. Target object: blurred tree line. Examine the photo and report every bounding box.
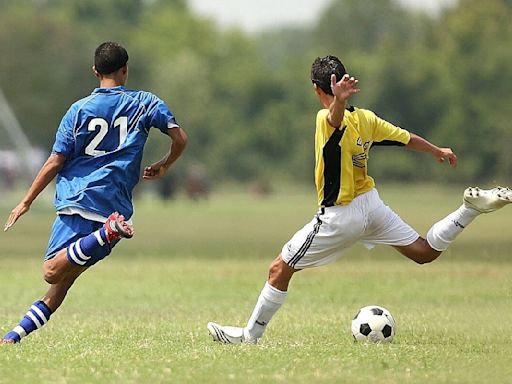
[0,0,510,187]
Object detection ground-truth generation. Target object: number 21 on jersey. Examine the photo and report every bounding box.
[85,116,128,156]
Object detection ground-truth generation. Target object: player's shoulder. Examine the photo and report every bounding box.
[122,88,160,102]
[350,107,379,126]
[67,93,99,114]
[352,106,376,118]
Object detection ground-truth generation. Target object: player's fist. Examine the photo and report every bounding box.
[143,161,168,180]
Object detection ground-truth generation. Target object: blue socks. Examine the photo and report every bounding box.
[3,300,52,343]
[67,228,108,266]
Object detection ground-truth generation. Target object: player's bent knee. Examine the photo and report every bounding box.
[396,238,442,265]
[414,254,439,265]
[412,246,442,265]
[43,267,59,284]
[43,261,64,284]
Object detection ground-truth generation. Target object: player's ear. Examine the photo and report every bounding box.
[313,83,321,96]
[92,66,101,78]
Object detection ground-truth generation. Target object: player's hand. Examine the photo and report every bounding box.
[143,160,168,180]
[4,202,30,232]
[331,73,360,102]
[436,148,457,168]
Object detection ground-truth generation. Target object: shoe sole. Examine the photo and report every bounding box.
[464,187,512,213]
[114,219,134,239]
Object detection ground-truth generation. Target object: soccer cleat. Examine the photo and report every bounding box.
[463,186,512,213]
[1,331,20,344]
[104,212,134,243]
[207,322,257,344]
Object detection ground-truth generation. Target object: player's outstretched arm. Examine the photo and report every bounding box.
[4,153,66,232]
[143,127,187,180]
[406,133,457,168]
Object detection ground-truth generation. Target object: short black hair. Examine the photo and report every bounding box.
[94,42,129,75]
[310,55,347,95]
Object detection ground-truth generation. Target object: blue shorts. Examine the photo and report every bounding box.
[45,214,118,267]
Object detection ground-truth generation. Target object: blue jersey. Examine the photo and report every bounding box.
[51,86,178,220]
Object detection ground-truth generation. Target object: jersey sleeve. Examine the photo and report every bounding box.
[146,95,179,134]
[51,105,77,157]
[365,109,410,146]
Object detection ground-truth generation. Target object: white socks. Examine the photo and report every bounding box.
[427,204,480,251]
[244,282,287,341]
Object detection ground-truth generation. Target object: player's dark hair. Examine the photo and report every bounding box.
[94,42,129,75]
[310,55,347,96]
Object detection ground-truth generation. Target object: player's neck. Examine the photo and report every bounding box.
[99,77,126,88]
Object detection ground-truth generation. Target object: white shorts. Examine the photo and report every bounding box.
[281,188,419,269]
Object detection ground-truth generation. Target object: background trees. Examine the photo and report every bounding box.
[0,0,510,186]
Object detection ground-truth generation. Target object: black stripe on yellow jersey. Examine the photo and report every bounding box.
[314,106,411,207]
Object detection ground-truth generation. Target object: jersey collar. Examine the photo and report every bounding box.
[92,86,127,94]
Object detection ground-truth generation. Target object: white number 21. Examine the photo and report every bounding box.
[85,116,128,156]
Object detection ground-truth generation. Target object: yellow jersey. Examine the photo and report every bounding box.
[314,106,410,207]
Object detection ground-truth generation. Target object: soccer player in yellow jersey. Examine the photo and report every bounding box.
[207,55,512,344]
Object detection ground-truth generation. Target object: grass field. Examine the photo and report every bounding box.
[1,184,511,384]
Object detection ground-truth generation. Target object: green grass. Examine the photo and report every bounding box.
[1,184,511,383]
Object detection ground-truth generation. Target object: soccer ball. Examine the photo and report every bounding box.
[351,305,396,343]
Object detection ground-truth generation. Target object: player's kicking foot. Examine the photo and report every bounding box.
[207,322,257,344]
[104,212,134,242]
[463,187,512,213]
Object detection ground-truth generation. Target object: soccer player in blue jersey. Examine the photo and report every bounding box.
[1,42,187,343]
[207,55,512,344]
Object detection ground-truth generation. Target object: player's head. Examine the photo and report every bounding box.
[310,55,347,96]
[93,42,129,79]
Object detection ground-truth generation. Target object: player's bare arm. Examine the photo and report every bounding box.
[143,126,187,180]
[406,132,457,168]
[328,73,360,128]
[4,153,66,231]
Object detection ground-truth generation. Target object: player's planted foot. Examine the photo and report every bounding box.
[104,212,134,242]
[1,331,21,344]
[207,322,257,344]
[463,187,512,213]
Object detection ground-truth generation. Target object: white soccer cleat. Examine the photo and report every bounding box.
[207,322,257,344]
[463,186,512,213]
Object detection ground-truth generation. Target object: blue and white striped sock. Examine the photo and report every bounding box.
[67,228,108,266]
[3,300,52,342]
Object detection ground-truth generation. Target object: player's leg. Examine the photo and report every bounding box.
[42,249,88,310]
[2,212,133,344]
[425,186,511,253]
[242,254,295,342]
[389,186,512,263]
[208,206,358,344]
[1,254,87,344]
[44,212,133,282]
[207,254,295,344]
[393,237,441,264]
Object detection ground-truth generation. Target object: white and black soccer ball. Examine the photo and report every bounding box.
[351,305,396,343]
